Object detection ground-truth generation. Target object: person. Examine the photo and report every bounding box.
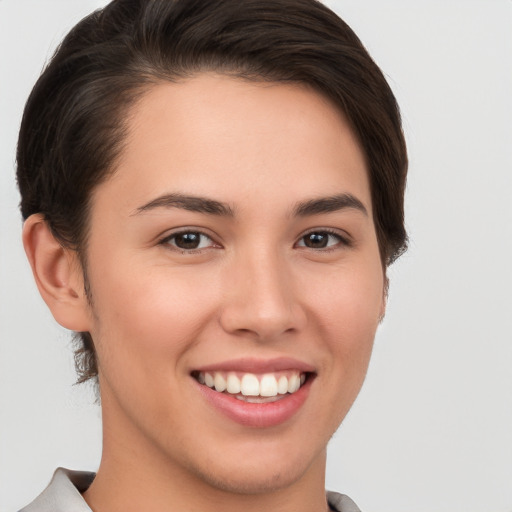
[15,0,407,511]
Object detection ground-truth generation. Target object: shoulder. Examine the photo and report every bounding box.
[327,490,362,512]
[18,468,95,512]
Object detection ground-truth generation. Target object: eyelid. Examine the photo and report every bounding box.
[158,227,222,252]
[295,227,353,249]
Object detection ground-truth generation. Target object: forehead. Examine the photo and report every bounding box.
[94,73,371,216]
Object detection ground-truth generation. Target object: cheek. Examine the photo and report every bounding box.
[307,261,383,371]
[88,262,221,376]
[309,260,383,331]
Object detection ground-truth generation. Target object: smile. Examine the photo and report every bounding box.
[194,371,307,403]
[193,364,314,427]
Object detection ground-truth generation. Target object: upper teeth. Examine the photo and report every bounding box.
[197,371,306,397]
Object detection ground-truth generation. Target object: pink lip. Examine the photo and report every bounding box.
[195,374,314,428]
[194,357,316,374]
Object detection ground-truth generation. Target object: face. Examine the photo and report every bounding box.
[80,74,385,494]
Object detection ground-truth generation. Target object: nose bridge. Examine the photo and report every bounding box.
[220,244,304,339]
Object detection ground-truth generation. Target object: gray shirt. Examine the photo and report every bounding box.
[19,468,361,512]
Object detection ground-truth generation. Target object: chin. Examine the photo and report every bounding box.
[191,460,312,495]
[180,439,327,496]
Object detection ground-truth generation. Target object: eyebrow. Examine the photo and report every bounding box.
[293,193,368,217]
[132,192,367,218]
[133,193,235,217]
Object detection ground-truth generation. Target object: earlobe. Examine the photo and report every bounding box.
[22,214,91,332]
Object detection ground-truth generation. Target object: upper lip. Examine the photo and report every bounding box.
[193,357,316,374]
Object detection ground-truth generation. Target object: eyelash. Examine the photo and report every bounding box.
[296,228,352,251]
[159,230,219,253]
[159,228,351,254]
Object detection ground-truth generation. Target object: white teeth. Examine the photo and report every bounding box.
[197,371,306,398]
[205,372,214,388]
[260,374,278,397]
[288,374,300,393]
[277,375,289,395]
[214,373,226,392]
[241,374,260,396]
[226,373,241,394]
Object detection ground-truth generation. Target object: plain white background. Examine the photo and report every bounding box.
[1,1,511,511]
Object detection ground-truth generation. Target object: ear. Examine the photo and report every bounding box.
[22,214,91,332]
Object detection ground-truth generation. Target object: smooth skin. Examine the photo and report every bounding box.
[23,74,385,512]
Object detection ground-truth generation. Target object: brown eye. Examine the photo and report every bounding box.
[297,231,345,249]
[304,232,328,248]
[165,231,214,250]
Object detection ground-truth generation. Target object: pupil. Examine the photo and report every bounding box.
[305,232,328,248]
[175,232,200,249]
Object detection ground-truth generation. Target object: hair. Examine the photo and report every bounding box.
[17,0,408,383]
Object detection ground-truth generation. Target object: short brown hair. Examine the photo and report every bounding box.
[17,0,408,383]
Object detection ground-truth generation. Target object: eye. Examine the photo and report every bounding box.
[162,231,216,251]
[296,230,348,250]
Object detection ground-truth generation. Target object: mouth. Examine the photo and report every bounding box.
[192,370,309,404]
[191,358,316,427]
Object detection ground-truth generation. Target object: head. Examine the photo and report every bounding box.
[17,0,407,383]
[17,0,407,497]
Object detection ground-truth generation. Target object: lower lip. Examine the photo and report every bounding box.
[196,377,313,428]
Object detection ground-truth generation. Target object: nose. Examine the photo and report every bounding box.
[219,250,306,341]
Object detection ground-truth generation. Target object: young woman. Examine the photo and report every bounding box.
[16,1,407,511]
